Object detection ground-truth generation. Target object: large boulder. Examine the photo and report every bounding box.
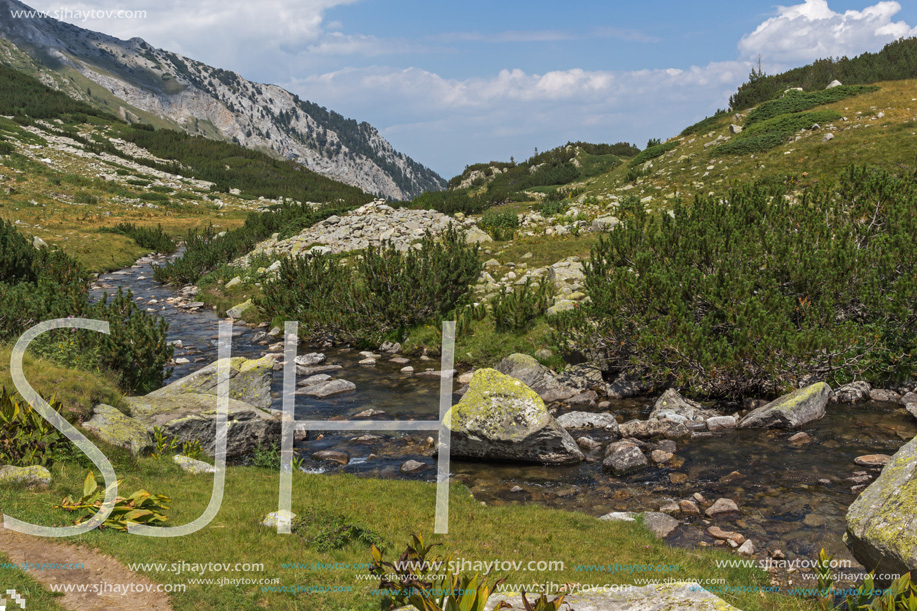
[844,435,917,580]
[445,368,584,464]
[738,382,832,429]
[124,393,280,459]
[148,356,274,409]
[494,353,578,402]
[84,404,154,455]
[650,389,717,425]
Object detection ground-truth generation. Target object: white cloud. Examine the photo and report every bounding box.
[291,61,746,175]
[739,0,917,64]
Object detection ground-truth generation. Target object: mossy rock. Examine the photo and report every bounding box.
[845,434,917,582]
[738,382,832,429]
[83,403,154,455]
[0,464,51,488]
[445,368,583,464]
[148,356,273,409]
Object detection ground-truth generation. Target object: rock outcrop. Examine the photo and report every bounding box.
[148,356,273,409]
[494,353,578,403]
[445,368,583,465]
[124,393,280,459]
[739,382,832,429]
[845,435,917,580]
[84,403,155,455]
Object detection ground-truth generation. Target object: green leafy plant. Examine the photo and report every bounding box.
[150,426,179,460]
[56,471,171,531]
[815,549,917,610]
[180,439,204,461]
[0,386,64,467]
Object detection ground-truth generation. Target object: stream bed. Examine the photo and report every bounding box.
[90,253,917,573]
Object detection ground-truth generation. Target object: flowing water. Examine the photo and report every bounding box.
[90,253,917,569]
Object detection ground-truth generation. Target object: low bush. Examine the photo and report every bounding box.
[680,110,730,136]
[0,220,172,394]
[744,85,879,126]
[491,278,553,333]
[259,227,481,347]
[628,141,679,167]
[714,109,843,156]
[557,167,917,397]
[0,386,65,467]
[102,223,177,254]
[480,209,519,241]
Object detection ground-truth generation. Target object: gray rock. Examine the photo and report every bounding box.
[606,374,648,399]
[295,353,326,366]
[124,393,280,459]
[261,510,296,529]
[556,411,619,433]
[446,368,584,465]
[494,353,578,402]
[0,464,51,488]
[906,403,917,420]
[226,299,255,319]
[591,216,619,232]
[845,435,917,580]
[642,511,680,538]
[706,416,737,432]
[173,454,216,474]
[84,404,154,455]
[599,511,637,522]
[706,498,740,518]
[556,363,605,392]
[900,392,917,405]
[737,540,755,555]
[602,441,648,475]
[400,460,429,474]
[827,79,843,89]
[463,225,493,244]
[619,419,690,440]
[546,299,576,316]
[148,356,274,409]
[739,382,832,429]
[297,379,356,397]
[833,381,871,404]
[298,374,332,387]
[650,389,717,424]
[870,389,901,403]
[730,124,743,134]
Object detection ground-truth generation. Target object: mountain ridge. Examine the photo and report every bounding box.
[0,0,444,200]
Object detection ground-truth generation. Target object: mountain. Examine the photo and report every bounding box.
[0,0,444,200]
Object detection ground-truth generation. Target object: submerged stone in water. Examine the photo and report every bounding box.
[739,382,832,429]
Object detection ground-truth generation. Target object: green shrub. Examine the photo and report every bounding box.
[480,209,519,241]
[259,227,481,347]
[628,141,679,167]
[744,86,878,126]
[102,223,177,254]
[680,110,730,136]
[73,191,99,205]
[0,140,13,155]
[491,278,552,333]
[714,109,843,156]
[0,221,172,394]
[153,201,353,285]
[560,167,917,397]
[148,185,174,193]
[126,179,150,186]
[139,192,169,203]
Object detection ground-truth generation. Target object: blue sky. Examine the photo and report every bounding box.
[28,0,917,177]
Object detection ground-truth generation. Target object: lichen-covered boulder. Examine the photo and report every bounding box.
[494,353,578,402]
[173,454,216,474]
[0,465,51,488]
[602,440,648,475]
[445,368,584,464]
[226,299,255,319]
[845,435,917,580]
[124,393,280,459]
[84,403,154,455]
[148,356,273,409]
[739,382,833,429]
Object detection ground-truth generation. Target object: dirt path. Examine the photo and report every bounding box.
[0,523,173,611]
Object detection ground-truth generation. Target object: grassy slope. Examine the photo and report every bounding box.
[0,445,814,611]
[582,79,917,205]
